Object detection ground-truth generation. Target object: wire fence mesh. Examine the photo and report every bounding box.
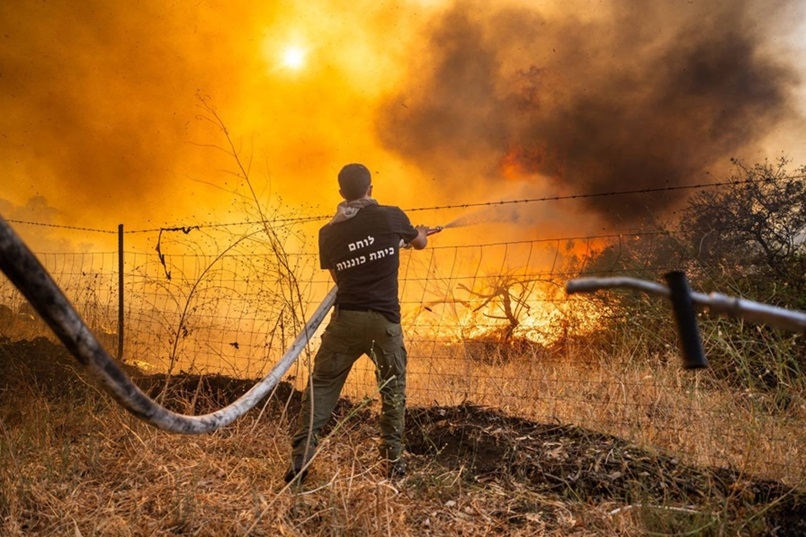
[0,219,803,488]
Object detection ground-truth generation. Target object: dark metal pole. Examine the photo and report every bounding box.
[117,224,124,361]
[664,271,708,369]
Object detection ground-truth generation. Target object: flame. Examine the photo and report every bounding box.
[409,273,605,349]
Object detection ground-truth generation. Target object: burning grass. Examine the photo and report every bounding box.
[1,337,805,535]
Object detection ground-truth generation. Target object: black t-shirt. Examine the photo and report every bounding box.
[319,204,419,323]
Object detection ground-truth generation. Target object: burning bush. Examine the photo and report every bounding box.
[458,331,550,365]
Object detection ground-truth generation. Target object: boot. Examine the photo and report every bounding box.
[388,456,407,479]
[284,455,310,484]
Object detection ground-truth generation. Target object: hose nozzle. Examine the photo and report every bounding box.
[426,226,444,236]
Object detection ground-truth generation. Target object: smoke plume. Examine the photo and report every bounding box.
[0,1,356,228]
[0,1,254,226]
[377,0,802,225]
[1,0,802,235]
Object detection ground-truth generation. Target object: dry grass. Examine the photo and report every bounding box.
[1,336,804,535]
[396,338,805,485]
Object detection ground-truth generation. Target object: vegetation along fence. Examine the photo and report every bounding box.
[1,163,804,491]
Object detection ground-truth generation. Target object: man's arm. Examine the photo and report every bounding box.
[409,225,428,250]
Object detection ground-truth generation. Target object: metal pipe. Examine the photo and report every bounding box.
[664,271,708,369]
[566,276,806,333]
[117,223,124,361]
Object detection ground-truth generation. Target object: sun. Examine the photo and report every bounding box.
[260,32,311,75]
[280,44,307,71]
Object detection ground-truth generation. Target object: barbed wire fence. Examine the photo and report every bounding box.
[1,180,804,486]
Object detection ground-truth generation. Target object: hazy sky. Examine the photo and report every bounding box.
[2,0,804,240]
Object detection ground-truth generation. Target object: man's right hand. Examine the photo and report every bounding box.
[410,225,429,250]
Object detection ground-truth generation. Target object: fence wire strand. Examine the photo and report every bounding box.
[1,213,804,483]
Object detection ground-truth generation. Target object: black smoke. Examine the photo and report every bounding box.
[376,0,801,225]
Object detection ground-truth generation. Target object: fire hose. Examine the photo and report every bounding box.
[0,217,444,433]
[0,214,336,434]
[401,225,443,248]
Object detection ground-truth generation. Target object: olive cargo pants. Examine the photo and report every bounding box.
[291,308,408,462]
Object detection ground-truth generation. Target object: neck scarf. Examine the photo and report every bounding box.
[329,198,378,224]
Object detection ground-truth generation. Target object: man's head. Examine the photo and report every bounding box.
[338,163,372,200]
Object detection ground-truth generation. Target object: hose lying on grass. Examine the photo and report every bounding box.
[0,215,335,434]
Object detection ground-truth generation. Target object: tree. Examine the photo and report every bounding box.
[570,158,805,392]
[679,157,806,309]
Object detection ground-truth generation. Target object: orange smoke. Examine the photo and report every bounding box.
[0,0,803,253]
[0,1,437,233]
[499,144,558,181]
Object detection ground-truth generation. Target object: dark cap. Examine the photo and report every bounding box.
[338,163,371,200]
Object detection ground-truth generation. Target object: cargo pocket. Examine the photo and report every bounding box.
[376,324,406,380]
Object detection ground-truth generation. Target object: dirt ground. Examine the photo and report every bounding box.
[2,336,805,535]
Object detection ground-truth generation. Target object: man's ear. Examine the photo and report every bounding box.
[339,189,346,200]
[367,184,373,197]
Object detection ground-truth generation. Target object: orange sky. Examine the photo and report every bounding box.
[0,1,430,229]
[1,0,805,251]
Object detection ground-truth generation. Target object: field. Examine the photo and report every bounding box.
[2,166,805,534]
[1,335,804,536]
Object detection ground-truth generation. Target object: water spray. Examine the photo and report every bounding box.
[423,204,525,235]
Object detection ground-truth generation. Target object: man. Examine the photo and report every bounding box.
[285,163,428,484]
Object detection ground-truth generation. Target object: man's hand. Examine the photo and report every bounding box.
[410,225,429,250]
